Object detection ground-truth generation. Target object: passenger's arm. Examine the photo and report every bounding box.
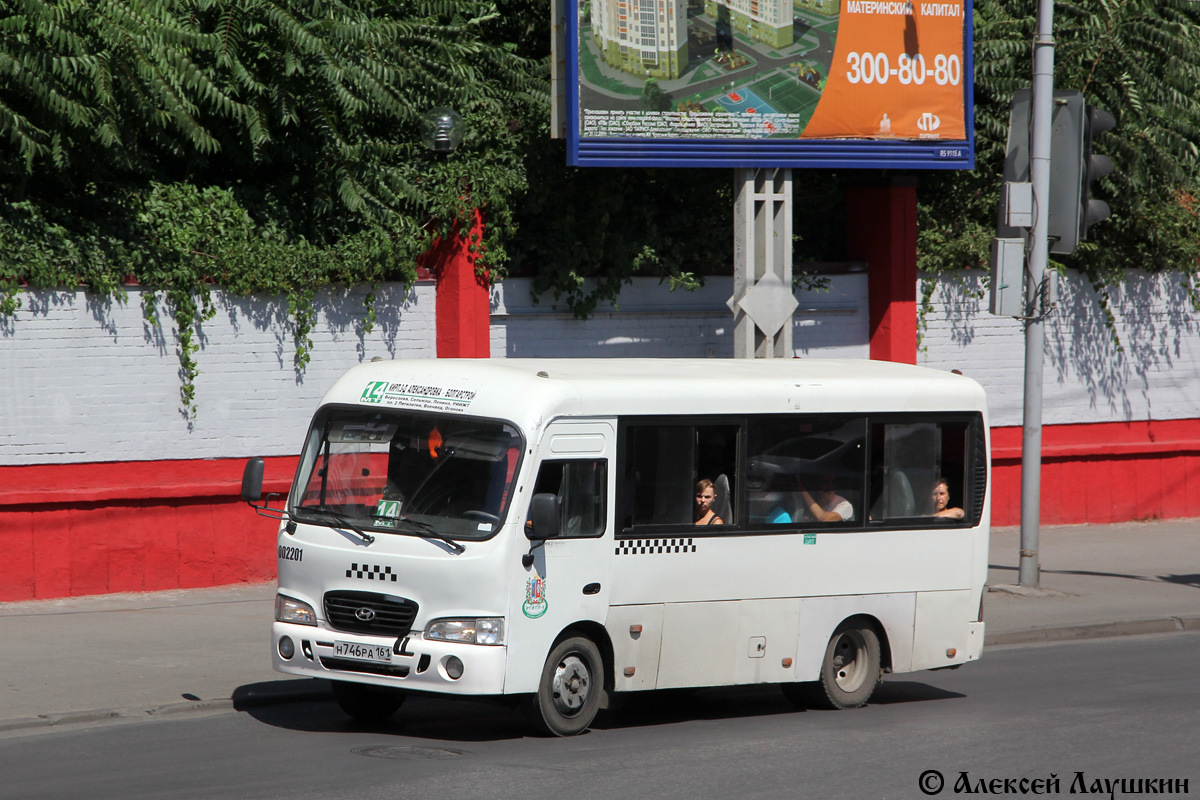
[933,507,965,519]
[798,490,843,522]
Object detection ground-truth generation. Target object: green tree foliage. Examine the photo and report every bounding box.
[920,0,1200,283]
[0,0,543,415]
[5,0,1200,402]
[509,143,733,316]
[511,0,1200,317]
[641,79,672,112]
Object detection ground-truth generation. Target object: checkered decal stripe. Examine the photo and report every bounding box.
[615,538,697,556]
[347,563,398,581]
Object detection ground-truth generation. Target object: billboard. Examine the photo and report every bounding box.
[567,0,974,169]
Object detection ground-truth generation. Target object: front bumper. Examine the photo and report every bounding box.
[272,621,508,695]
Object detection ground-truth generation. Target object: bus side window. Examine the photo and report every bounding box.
[627,427,693,525]
[869,420,970,523]
[622,424,739,528]
[746,416,865,525]
[530,460,608,538]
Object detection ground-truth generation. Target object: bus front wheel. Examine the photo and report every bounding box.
[331,680,406,723]
[526,636,604,736]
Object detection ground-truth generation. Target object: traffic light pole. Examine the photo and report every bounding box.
[1019,0,1056,588]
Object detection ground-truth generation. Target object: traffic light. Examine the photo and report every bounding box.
[1046,92,1115,254]
[997,89,1116,255]
[1081,104,1116,241]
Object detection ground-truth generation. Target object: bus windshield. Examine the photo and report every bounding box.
[291,406,523,541]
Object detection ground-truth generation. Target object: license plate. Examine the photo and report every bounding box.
[333,641,393,663]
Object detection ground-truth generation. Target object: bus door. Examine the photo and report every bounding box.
[506,421,615,688]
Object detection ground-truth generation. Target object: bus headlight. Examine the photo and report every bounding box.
[275,594,317,626]
[425,618,504,646]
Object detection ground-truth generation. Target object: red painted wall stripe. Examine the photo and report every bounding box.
[990,418,1200,460]
[0,456,296,602]
[988,419,1200,526]
[0,457,296,507]
[846,181,918,365]
[422,208,490,359]
[3,419,1199,601]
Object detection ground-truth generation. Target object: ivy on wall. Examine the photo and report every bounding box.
[0,0,544,418]
[5,0,1200,420]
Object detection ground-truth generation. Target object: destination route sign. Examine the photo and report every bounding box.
[567,0,974,169]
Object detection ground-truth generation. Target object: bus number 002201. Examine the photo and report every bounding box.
[278,545,303,562]
[844,53,961,86]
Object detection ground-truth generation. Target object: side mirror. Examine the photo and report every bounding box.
[527,493,561,541]
[241,458,265,502]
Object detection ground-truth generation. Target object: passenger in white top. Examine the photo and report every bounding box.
[796,475,854,522]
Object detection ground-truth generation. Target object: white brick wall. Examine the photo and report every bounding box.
[5,269,1196,465]
[917,269,1200,427]
[490,275,870,359]
[0,284,436,465]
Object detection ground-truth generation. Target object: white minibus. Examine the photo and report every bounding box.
[242,358,989,735]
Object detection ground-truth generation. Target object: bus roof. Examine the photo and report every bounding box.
[322,358,988,429]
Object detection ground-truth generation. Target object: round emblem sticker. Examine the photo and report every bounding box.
[523,576,548,619]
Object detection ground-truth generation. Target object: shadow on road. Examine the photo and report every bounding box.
[240,688,529,742]
[236,678,963,741]
[868,680,966,706]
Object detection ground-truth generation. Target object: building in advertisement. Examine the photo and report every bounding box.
[703,0,793,48]
[795,0,840,17]
[591,0,689,80]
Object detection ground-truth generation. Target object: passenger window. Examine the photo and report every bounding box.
[869,420,970,522]
[746,417,865,525]
[531,460,607,538]
[621,424,738,529]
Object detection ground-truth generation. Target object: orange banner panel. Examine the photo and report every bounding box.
[802,1,966,141]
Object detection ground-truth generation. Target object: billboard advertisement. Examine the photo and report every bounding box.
[567,0,974,169]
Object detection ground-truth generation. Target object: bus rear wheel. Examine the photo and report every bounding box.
[330,680,406,723]
[526,636,604,736]
[814,622,881,709]
[785,621,881,710]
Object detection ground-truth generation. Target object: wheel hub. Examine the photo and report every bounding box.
[832,631,867,691]
[551,655,591,715]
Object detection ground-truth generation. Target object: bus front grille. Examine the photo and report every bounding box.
[324,590,418,636]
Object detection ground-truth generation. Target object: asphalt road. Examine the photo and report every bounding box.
[4,634,1197,800]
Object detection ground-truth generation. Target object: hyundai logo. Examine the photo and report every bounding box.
[917,112,941,132]
[355,607,376,622]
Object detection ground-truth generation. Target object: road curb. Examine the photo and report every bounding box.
[988,615,1200,646]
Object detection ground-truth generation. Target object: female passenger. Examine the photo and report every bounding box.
[694,479,725,525]
[930,477,965,519]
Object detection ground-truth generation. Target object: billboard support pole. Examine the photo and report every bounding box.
[731,168,797,359]
[1018,0,1056,588]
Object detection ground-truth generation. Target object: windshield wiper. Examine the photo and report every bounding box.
[390,515,466,555]
[300,506,375,545]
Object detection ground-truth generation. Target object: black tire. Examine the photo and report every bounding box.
[526,636,604,736]
[330,680,406,723]
[806,621,882,710]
